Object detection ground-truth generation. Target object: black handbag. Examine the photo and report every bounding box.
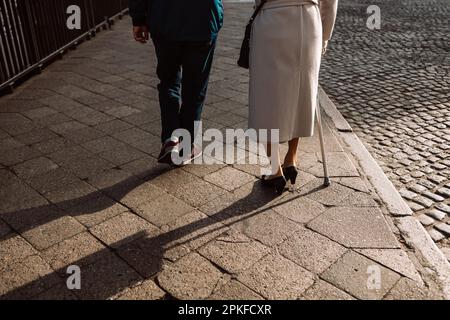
[237,0,267,69]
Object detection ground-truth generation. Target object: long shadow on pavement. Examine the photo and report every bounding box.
[0,163,327,299]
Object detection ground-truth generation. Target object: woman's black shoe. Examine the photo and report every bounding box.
[261,175,287,195]
[282,166,298,185]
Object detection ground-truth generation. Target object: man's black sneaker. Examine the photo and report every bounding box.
[158,139,180,165]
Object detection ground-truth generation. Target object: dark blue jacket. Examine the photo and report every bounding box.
[129,0,224,41]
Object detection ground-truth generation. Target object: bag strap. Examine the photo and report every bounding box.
[250,0,267,22]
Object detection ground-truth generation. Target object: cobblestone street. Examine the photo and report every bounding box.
[0,2,449,300]
[320,0,450,254]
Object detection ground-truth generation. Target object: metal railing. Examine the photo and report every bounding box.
[0,0,128,92]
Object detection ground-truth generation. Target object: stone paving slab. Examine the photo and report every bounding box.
[198,230,271,274]
[0,4,446,300]
[321,251,401,300]
[41,231,108,272]
[278,227,347,274]
[0,254,63,299]
[158,253,225,300]
[302,280,355,300]
[308,207,400,249]
[237,253,315,300]
[20,216,86,251]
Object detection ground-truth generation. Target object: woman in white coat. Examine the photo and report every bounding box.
[249,0,338,194]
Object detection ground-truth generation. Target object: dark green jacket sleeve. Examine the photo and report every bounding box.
[129,0,150,26]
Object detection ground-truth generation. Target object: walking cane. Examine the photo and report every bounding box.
[316,89,331,187]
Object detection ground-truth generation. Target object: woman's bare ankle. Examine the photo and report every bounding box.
[283,160,296,168]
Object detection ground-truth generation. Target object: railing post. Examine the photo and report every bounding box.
[24,0,40,61]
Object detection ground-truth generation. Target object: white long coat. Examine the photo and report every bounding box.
[249,0,338,142]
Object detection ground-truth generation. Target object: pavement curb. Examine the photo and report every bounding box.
[319,87,353,133]
[319,88,450,299]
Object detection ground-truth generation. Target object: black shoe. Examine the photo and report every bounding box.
[261,175,287,195]
[158,139,179,165]
[282,166,298,185]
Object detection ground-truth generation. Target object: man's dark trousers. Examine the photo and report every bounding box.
[153,38,216,144]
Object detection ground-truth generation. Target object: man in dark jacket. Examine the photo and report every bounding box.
[129,0,224,165]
